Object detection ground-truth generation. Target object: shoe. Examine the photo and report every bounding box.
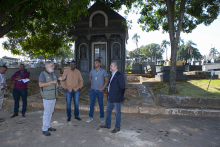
[100,125,111,129]
[42,131,51,136]
[75,117,82,121]
[0,117,5,122]
[67,117,71,122]
[22,113,26,117]
[100,118,105,123]
[48,127,56,131]
[111,128,120,133]
[10,114,18,118]
[86,117,93,123]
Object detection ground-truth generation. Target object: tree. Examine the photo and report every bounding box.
[209,47,218,58]
[136,0,220,93]
[178,37,184,60]
[0,0,90,38]
[132,33,140,51]
[161,40,170,61]
[185,40,197,61]
[178,44,202,61]
[3,17,73,62]
[140,43,164,61]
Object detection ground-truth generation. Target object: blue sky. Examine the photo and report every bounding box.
[0,6,220,60]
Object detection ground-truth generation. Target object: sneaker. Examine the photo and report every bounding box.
[100,118,105,123]
[75,117,82,121]
[86,117,93,123]
[42,131,51,136]
[67,117,71,122]
[48,127,56,131]
[111,128,120,133]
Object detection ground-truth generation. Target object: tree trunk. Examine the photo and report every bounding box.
[166,0,186,94]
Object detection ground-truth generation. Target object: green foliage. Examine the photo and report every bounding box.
[0,0,91,37]
[138,0,220,33]
[140,43,164,60]
[3,17,73,61]
[177,43,202,61]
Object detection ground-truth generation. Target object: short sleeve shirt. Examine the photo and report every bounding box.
[39,71,60,82]
[89,68,108,90]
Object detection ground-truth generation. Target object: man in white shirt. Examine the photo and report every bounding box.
[0,65,8,122]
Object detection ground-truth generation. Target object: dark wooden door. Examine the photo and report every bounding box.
[94,44,106,70]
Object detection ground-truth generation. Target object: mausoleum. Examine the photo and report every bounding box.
[72,2,128,84]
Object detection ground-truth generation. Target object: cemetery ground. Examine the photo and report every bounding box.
[1,79,220,146]
[144,79,220,98]
[0,106,220,147]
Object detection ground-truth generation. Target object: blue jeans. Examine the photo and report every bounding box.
[89,89,104,118]
[66,89,79,118]
[13,88,27,114]
[105,100,121,129]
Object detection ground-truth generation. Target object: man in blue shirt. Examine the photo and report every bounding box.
[86,59,108,123]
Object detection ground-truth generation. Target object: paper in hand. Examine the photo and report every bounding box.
[22,78,30,83]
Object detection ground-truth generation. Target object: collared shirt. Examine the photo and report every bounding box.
[11,70,30,89]
[89,68,108,90]
[108,70,118,92]
[61,68,83,92]
[0,73,4,89]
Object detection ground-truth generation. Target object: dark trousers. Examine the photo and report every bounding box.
[13,88,28,114]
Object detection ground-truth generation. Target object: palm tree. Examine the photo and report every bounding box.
[209,47,217,58]
[132,33,140,62]
[185,40,197,61]
[161,40,170,61]
[178,37,184,60]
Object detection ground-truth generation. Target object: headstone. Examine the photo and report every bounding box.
[155,66,187,82]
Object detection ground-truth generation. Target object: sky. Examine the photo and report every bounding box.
[0,5,220,60]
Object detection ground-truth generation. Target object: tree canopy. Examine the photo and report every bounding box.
[131,0,220,93]
[3,16,73,62]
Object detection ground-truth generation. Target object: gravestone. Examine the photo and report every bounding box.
[202,63,220,71]
[155,66,187,82]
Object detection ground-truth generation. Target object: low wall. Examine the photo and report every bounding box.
[157,95,220,109]
[5,68,60,81]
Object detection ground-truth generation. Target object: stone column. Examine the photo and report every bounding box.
[73,36,78,65]
[106,33,111,73]
[86,35,91,72]
[120,34,126,74]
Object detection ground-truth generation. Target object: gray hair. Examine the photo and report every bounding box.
[45,61,54,67]
[111,61,118,67]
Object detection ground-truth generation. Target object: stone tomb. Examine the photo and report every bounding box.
[72,3,128,84]
[202,63,220,71]
[155,66,187,82]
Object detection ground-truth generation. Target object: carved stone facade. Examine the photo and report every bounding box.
[72,2,128,84]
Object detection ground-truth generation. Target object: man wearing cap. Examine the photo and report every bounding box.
[86,59,108,123]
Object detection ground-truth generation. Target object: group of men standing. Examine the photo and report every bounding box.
[0,59,125,137]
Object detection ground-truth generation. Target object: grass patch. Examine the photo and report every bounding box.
[144,80,220,98]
